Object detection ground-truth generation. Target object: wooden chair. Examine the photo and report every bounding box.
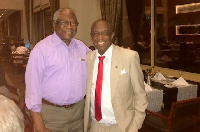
[10,53,25,73]
[141,97,200,132]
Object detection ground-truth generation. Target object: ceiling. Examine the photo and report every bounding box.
[0,9,17,22]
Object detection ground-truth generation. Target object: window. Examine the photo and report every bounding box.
[154,0,200,74]
[123,0,200,77]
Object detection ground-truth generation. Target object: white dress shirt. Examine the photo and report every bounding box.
[90,44,117,125]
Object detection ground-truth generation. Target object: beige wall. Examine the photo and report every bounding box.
[0,0,24,9]
[0,0,29,44]
[60,0,101,47]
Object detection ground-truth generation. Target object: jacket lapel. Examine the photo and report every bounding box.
[88,52,96,84]
[111,45,122,98]
[86,51,96,109]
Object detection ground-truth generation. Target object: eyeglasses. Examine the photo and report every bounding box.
[55,20,79,26]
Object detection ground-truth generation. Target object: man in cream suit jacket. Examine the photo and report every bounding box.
[84,19,148,132]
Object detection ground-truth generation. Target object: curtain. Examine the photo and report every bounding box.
[24,0,31,42]
[100,0,122,44]
[125,0,145,51]
[35,12,44,44]
[49,0,60,19]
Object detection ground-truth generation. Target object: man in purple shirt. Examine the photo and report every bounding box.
[25,8,90,132]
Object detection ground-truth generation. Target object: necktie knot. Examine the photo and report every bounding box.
[98,56,105,61]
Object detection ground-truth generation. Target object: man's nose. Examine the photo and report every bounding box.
[97,33,105,39]
[65,24,73,28]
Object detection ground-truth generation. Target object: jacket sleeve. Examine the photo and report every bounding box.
[130,52,148,129]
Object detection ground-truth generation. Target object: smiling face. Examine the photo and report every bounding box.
[53,9,78,45]
[91,20,114,55]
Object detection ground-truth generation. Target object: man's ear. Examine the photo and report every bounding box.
[111,32,115,42]
[53,22,56,30]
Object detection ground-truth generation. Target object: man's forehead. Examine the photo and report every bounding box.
[58,11,76,19]
[93,23,110,31]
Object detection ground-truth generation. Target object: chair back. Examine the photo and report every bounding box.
[11,53,24,64]
[10,53,25,73]
[169,97,200,118]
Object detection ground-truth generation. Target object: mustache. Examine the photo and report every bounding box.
[62,30,77,35]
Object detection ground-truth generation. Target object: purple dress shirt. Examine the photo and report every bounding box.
[25,32,90,112]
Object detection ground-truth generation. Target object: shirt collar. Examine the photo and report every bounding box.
[96,44,113,60]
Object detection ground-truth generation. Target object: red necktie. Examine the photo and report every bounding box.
[95,56,105,121]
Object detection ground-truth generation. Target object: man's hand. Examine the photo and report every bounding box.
[29,110,52,132]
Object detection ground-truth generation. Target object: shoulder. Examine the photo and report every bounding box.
[31,34,57,55]
[73,38,87,47]
[72,38,85,44]
[86,50,95,56]
[72,38,90,53]
[113,45,139,58]
[35,34,54,48]
[86,50,95,60]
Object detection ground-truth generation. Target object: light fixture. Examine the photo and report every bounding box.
[176,3,200,14]
[0,10,9,18]
[176,24,200,35]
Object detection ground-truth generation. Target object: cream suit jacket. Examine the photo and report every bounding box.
[84,45,148,132]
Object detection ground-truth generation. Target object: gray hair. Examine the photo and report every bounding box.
[0,95,24,132]
[53,8,78,21]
